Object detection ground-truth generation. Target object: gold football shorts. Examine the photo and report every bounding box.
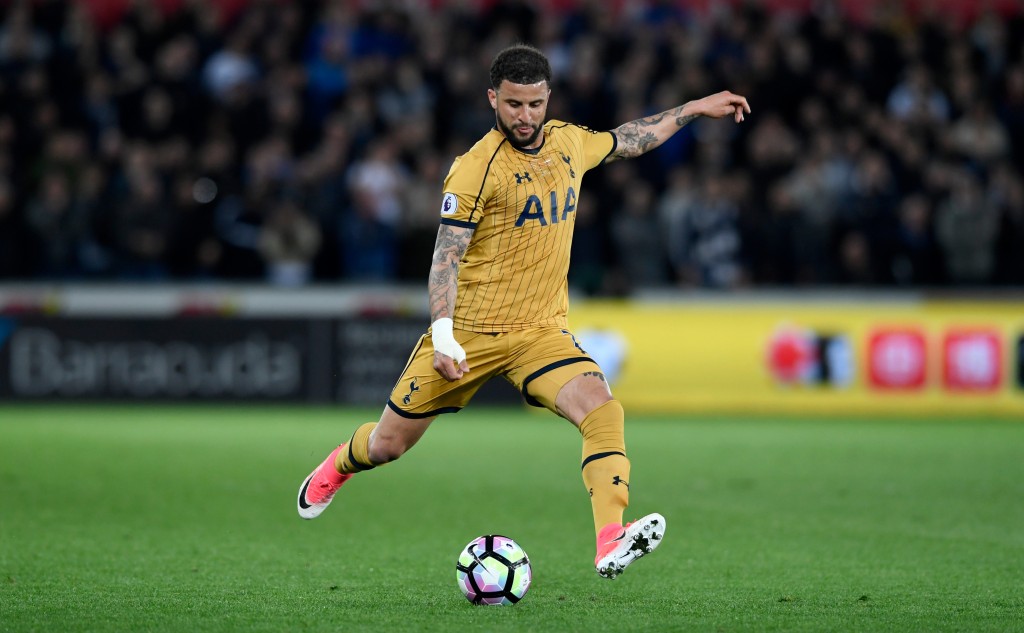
[387,326,601,418]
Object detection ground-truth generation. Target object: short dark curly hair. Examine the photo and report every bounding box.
[489,44,552,89]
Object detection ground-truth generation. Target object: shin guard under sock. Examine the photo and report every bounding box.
[579,400,630,535]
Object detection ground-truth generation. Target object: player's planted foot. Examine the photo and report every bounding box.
[594,513,666,579]
[297,444,351,519]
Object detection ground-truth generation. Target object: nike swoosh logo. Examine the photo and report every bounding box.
[600,533,627,549]
[298,475,313,509]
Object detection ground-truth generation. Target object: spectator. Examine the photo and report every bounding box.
[377,58,434,127]
[934,169,1000,285]
[73,163,115,277]
[611,180,666,288]
[166,172,222,279]
[948,101,1011,166]
[340,138,407,279]
[885,194,946,286]
[833,229,877,286]
[202,28,258,104]
[664,172,745,289]
[304,4,352,127]
[0,3,51,65]
[23,169,87,278]
[886,64,951,126]
[397,150,445,281]
[258,199,323,287]
[753,183,805,284]
[109,169,172,280]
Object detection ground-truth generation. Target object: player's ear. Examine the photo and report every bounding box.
[487,88,497,110]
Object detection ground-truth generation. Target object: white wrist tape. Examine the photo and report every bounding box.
[431,318,466,364]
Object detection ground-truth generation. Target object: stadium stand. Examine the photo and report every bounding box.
[0,0,1021,291]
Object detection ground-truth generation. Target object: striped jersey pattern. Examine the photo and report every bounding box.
[439,120,616,332]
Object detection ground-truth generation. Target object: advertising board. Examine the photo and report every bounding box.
[570,299,1024,415]
[0,314,521,406]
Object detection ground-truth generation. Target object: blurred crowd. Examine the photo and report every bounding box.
[0,0,1022,291]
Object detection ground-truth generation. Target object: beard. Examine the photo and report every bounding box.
[496,114,542,149]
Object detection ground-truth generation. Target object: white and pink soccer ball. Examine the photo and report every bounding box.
[455,534,532,605]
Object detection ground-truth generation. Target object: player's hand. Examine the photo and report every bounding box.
[431,318,470,381]
[692,91,751,123]
[433,351,470,381]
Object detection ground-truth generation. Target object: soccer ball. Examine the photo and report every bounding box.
[455,534,532,605]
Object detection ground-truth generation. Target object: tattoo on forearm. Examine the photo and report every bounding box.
[610,104,699,160]
[614,126,660,158]
[676,113,699,127]
[428,224,473,321]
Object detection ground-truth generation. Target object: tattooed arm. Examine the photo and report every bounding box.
[428,223,474,380]
[428,223,474,322]
[608,90,751,162]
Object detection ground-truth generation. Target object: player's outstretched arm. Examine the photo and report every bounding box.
[607,90,750,162]
[428,223,474,381]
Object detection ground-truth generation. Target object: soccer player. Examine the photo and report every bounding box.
[298,44,750,579]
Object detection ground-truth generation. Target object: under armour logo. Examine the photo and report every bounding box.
[612,476,629,489]
[402,378,420,405]
[515,172,532,184]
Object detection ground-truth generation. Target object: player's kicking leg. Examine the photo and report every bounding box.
[572,395,666,578]
[297,410,436,519]
[594,513,666,579]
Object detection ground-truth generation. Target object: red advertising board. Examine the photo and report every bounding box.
[943,330,1003,392]
[867,329,927,390]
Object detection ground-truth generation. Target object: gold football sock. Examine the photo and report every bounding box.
[579,400,630,536]
[336,422,377,474]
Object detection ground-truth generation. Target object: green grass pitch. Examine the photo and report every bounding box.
[1,405,1022,632]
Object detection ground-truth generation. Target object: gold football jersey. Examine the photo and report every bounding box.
[439,120,616,332]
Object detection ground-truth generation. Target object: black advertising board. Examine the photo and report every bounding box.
[0,316,521,405]
[0,317,326,402]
